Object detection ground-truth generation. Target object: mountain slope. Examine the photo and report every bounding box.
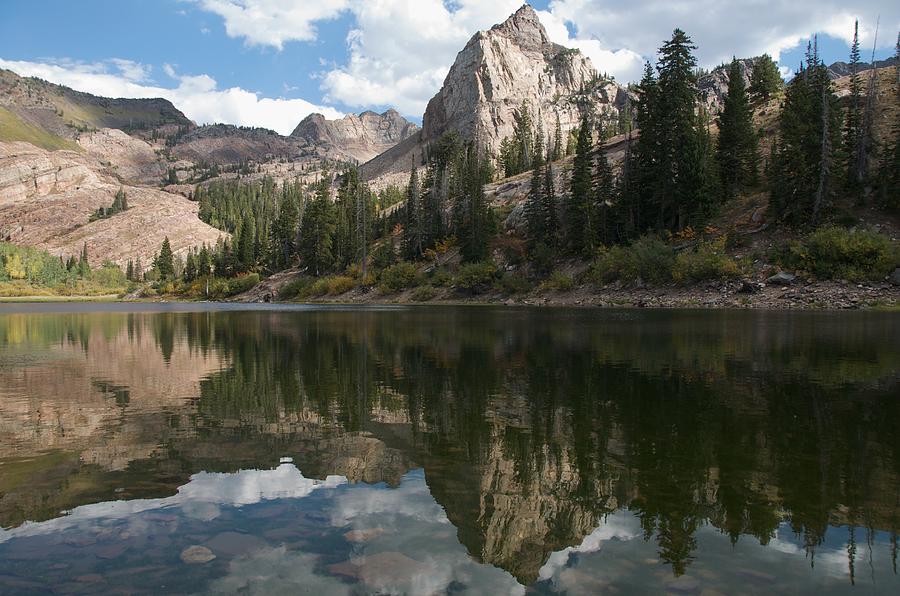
[291,109,419,163]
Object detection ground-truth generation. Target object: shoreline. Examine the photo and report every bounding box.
[1,278,898,311]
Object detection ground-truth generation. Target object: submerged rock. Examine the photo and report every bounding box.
[180,545,216,564]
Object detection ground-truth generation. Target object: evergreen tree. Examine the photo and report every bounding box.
[403,159,423,259]
[716,58,758,197]
[78,242,90,278]
[748,54,782,100]
[126,259,134,282]
[844,20,863,190]
[454,144,492,263]
[552,114,564,161]
[197,246,211,278]
[566,113,594,255]
[543,163,559,248]
[593,126,617,245]
[524,126,547,247]
[769,39,842,226]
[299,178,336,276]
[270,186,300,271]
[156,237,175,280]
[236,212,256,272]
[632,62,660,235]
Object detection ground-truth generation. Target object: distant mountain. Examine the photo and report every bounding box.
[0,68,191,146]
[290,109,419,163]
[826,56,899,79]
[362,5,628,183]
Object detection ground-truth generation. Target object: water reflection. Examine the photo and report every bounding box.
[0,306,898,593]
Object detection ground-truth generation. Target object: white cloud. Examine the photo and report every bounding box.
[195,0,350,49]
[319,0,524,116]
[0,58,343,135]
[547,0,899,72]
[538,511,641,582]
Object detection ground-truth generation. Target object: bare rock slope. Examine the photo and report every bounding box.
[0,141,224,269]
[291,109,419,163]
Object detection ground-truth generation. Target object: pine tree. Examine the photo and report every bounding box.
[748,54,782,100]
[593,126,617,245]
[525,126,547,247]
[552,114,563,161]
[156,237,175,280]
[844,20,863,190]
[716,58,758,197]
[126,259,134,281]
[566,113,594,255]
[403,159,423,259]
[237,212,256,271]
[270,187,299,271]
[455,144,491,263]
[197,246,211,277]
[769,38,842,226]
[632,62,659,235]
[543,163,559,248]
[299,178,335,276]
[78,242,90,278]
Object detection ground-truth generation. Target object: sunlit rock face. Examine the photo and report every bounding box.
[422,5,626,157]
[291,110,419,164]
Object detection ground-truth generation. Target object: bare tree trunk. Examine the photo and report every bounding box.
[855,21,880,192]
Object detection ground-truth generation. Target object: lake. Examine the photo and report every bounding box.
[0,304,898,595]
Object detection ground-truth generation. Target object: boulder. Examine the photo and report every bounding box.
[766,272,797,286]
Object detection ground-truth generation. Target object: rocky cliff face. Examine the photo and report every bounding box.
[422,5,624,156]
[291,110,419,163]
[362,5,627,183]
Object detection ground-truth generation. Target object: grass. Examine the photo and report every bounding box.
[0,106,80,151]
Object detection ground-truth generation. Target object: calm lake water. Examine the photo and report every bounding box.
[0,304,898,595]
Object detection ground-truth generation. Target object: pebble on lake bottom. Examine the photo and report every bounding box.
[180,545,216,564]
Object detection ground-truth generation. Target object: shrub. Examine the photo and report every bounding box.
[278,277,312,300]
[225,273,260,296]
[302,275,357,297]
[455,261,497,294]
[411,285,437,301]
[529,242,556,276]
[672,238,742,284]
[590,236,674,285]
[540,271,575,292]
[788,226,899,281]
[429,268,453,287]
[496,272,532,295]
[378,262,419,293]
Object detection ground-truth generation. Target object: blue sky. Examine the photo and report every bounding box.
[1,1,896,134]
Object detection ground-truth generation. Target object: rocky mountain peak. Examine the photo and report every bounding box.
[291,110,419,163]
[490,4,549,49]
[419,4,624,156]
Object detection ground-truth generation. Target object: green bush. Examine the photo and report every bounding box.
[540,271,575,291]
[225,273,260,296]
[590,236,675,285]
[672,238,742,284]
[411,285,437,301]
[302,275,357,297]
[278,277,312,300]
[379,262,419,293]
[455,262,497,294]
[786,226,899,281]
[496,272,532,295]
[370,242,397,271]
[429,268,453,287]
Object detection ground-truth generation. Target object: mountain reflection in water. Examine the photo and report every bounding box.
[0,305,897,594]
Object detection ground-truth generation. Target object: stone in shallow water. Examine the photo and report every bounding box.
[343,528,386,543]
[181,501,221,521]
[180,545,216,564]
[328,551,428,586]
[666,575,700,594]
[94,543,128,559]
[205,531,267,557]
